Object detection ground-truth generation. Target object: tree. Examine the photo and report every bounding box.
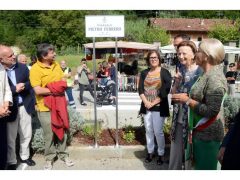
[209,21,240,43]
[0,22,16,45]
[144,27,170,46]
[38,11,89,48]
[179,10,240,19]
[124,19,170,46]
[124,19,147,42]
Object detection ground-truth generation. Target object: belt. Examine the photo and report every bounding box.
[18,103,23,107]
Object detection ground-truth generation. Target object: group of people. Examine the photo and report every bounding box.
[138,34,239,170]
[0,34,239,170]
[0,43,119,170]
[77,58,117,106]
[0,44,75,170]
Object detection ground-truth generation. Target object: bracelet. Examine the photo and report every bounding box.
[186,98,191,106]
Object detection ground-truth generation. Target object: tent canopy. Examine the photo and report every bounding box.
[160,41,240,54]
[83,41,158,50]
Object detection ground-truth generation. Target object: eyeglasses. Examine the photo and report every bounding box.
[149,56,158,60]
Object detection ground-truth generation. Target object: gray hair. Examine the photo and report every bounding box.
[199,38,225,65]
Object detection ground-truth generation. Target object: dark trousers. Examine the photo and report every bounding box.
[79,83,94,103]
[0,120,7,170]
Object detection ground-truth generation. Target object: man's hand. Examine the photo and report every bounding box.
[16,83,25,93]
[0,105,11,118]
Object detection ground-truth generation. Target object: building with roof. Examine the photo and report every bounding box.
[148,18,235,42]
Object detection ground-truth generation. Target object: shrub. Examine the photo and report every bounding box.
[122,125,136,143]
[223,95,240,129]
[31,106,85,153]
[163,113,172,134]
[81,123,102,138]
[123,130,136,143]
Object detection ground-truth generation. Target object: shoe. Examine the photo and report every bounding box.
[20,158,36,166]
[44,161,53,170]
[62,157,74,167]
[157,156,164,165]
[6,164,17,170]
[145,153,154,163]
[80,102,87,106]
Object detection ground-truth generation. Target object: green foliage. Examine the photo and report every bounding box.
[163,113,172,134]
[31,128,45,153]
[122,125,136,143]
[125,19,147,42]
[31,106,85,153]
[81,123,102,138]
[179,10,240,19]
[125,19,170,45]
[0,22,17,45]
[223,96,240,128]
[144,27,170,46]
[1,10,240,54]
[209,21,240,43]
[38,11,88,48]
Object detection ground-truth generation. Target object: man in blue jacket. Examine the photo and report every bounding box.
[0,45,35,170]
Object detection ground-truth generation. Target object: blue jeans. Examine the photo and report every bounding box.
[65,87,74,103]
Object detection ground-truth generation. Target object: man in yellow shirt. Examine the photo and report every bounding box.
[30,43,74,170]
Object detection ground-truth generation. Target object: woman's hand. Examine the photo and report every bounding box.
[144,100,153,109]
[174,68,182,82]
[171,93,189,104]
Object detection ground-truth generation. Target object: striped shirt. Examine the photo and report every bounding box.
[144,71,161,104]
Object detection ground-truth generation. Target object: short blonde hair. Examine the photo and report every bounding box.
[199,38,225,65]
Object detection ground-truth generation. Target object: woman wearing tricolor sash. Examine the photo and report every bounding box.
[172,39,227,170]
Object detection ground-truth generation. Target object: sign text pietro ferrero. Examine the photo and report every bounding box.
[85,16,124,37]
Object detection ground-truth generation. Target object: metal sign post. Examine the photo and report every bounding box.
[92,37,98,148]
[115,37,119,148]
[85,15,124,149]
